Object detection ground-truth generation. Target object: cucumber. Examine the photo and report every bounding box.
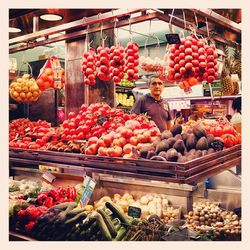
[114,226,127,241]
[64,211,87,226]
[66,208,86,219]
[97,209,117,238]
[105,201,131,226]
[91,211,112,241]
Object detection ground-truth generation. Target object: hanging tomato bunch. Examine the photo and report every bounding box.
[124,42,139,81]
[81,48,97,86]
[167,35,219,89]
[109,44,125,83]
[96,46,110,81]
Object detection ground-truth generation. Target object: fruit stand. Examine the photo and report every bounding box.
[9,8,242,241]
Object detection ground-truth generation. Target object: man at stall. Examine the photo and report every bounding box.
[131,74,173,132]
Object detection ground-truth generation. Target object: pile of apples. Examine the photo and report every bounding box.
[124,42,139,81]
[168,35,218,85]
[81,48,97,86]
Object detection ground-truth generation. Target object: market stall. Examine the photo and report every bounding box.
[9,8,242,241]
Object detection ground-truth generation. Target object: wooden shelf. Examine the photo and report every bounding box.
[9,231,36,241]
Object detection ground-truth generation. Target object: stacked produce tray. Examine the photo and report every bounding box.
[9,144,241,185]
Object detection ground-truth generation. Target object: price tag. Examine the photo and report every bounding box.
[165,33,181,44]
[128,206,141,218]
[42,171,56,183]
[80,176,96,207]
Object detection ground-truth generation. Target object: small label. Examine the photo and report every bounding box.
[165,33,181,44]
[80,176,96,207]
[42,171,56,183]
[25,127,31,133]
[128,206,141,218]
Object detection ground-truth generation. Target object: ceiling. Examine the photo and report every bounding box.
[9,8,241,44]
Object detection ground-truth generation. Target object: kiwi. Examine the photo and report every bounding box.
[196,137,209,150]
[195,150,203,158]
[193,125,207,139]
[158,151,168,159]
[161,130,173,140]
[177,156,188,163]
[208,148,215,154]
[202,150,208,156]
[207,134,215,147]
[170,124,182,136]
[173,139,186,155]
[181,133,189,143]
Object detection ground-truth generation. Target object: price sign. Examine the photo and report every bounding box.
[128,206,141,218]
[42,171,56,183]
[165,33,181,44]
[80,176,96,207]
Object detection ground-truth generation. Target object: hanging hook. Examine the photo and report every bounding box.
[205,17,210,38]
[182,9,187,31]
[168,9,175,33]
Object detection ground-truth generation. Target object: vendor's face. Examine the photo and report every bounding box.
[149,77,164,97]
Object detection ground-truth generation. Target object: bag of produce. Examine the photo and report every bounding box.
[9,61,42,103]
[36,55,65,91]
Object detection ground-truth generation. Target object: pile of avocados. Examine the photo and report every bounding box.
[140,124,224,162]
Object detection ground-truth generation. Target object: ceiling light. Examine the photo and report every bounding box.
[40,14,62,21]
[9,27,22,33]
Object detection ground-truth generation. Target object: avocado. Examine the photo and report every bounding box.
[207,134,215,147]
[170,124,182,136]
[140,145,155,158]
[161,130,173,140]
[146,150,156,159]
[174,134,182,140]
[196,137,209,150]
[173,139,186,155]
[166,148,179,162]
[155,140,169,154]
[166,137,176,148]
[186,134,197,151]
[158,151,168,159]
[193,125,207,139]
[181,133,189,143]
[152,137,161,148]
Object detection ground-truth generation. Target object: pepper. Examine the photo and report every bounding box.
[25,205,42,221]
[48,189,60,202]
[37,193,48,205]
[24,221,36,234]
[44,196,55,208]
[57,186,67,197]
[71,187,77,201]
[67,187,72,199]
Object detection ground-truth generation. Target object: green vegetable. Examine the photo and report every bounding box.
[114,226,127,241]
[65,211,87,226]
[97,208,117,238]
[105,201,131,226]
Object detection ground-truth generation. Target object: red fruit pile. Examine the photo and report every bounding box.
[96,46,110,81]
[81,48,97,86]
[9,119,60,150]
[109,44,125,83]
[168,35,218,84]
[124,42,139,81]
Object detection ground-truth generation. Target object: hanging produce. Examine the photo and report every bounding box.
[96,46,110,81]
[139,56,166,73]
[36,56,65,91]
[167,35,219,88]
[124,42,139,81]
[109,44,125,84]
[9,74,41,103]
[81,48,97,86]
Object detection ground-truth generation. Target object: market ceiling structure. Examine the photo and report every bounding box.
[9,8,241,53]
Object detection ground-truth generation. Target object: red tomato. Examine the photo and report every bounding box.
[98,147,108,156]
[87,137,99,146]
[223,125,237,136]
[68,112,76,119]
[123,144,135,154]
[129,136,139,146]
[210,126,223,137]
[85,144,98,155]
[112,137,127,148]
[96,138,106,148]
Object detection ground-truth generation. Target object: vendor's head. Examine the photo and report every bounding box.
[232,97,241,113]
[148,74,164,100]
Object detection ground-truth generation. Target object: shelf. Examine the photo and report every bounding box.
[116,106,132,109]
[9,231,36,241]
[116,85,135,92]
[164,95,241,102]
